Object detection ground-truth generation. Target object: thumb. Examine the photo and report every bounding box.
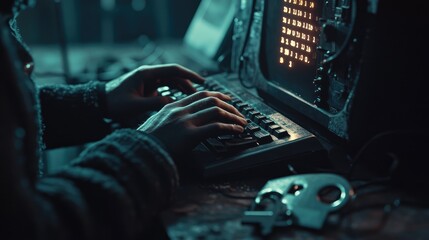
[136,96,173,111]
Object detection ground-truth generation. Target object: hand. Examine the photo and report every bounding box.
[105,64,205,121]
[138,91,247,157]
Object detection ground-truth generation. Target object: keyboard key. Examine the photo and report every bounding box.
[245,122,260,132]
[223,137,258,150]
[174,92,184,97]
[273,128,290,138]
[212,86,223,91]
[235,102,247,109]
[157,86,170,92]
[248,110,259,119]
[242,106,254,114]
[196,86,205,91]
[231,98,242,105]
[217,135,236,141]
[261,119,274,128]
[161,91,171,96]
[206,82,218,90]
[205,138,228,153]
[253,114,267,123]
[253,129,273,144]
[267,124,281,132]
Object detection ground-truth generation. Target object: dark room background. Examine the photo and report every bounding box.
[17,0,201,45]
[15,0,202,173]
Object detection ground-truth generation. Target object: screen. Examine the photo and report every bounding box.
[202,0,232,26]
[184,0,236,58]
[260,0,322,103]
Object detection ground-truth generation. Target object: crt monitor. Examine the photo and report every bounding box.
[184,0,236,59]
[260,0,321,104]
[237,0,367,143]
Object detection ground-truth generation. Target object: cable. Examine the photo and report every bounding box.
[352,177,391,192]
[237,0,257,89]
[346,129,423,180]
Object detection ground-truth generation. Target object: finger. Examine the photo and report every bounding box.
[135,96,173,111]
[189,107,248,127]
[185,96,245,118]
[176,91,231,107]
[139,64,205,84]
[195,123,245,138]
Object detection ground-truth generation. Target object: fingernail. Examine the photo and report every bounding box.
[235,125,245,132]
[223,94,232,100]
[240,117,248,125]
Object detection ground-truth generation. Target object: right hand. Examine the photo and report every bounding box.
[137,91,247,157]
[105,64,205,121]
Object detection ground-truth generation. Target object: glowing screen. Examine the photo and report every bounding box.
[260,0,321,102]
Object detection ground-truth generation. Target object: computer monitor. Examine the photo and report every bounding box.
[183,0,236,59]
[260,0,321,104]
[236,0,365,143]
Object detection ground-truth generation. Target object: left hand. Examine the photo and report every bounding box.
[105,64,205,120]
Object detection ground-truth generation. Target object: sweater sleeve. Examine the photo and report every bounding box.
[38,81,113,149]
[2,129,179,240]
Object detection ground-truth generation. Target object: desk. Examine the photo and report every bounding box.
[161,176,429,239]
[30,44,429,239]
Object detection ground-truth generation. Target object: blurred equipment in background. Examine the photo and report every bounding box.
[91,0,237,81]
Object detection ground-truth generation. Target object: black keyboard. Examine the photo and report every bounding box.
[158,73,325,178]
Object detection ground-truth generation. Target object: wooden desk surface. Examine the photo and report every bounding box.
[161,177,429,240]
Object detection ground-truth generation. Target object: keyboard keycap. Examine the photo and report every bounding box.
[253,129,273,144]
[245,122,261,132]
[217,135,236,141]
[273,128,290,138]
[223,137,258,150]
[236,102,249,111]
[242,106,254,114]
[253,114,267,123]
[161,91,171,96]
[267,124,281,132]
[205,138,228,153]
[261,119,274,128]
[196,86,205,91]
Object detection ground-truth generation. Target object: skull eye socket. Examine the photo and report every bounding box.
[317,185,342,204]
[287,184,304,196]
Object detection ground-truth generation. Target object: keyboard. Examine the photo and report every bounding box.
[158,73,326,178]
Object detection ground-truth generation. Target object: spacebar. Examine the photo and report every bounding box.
[204,137,258,154]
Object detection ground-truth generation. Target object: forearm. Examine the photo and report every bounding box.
[2,129,179,240]
[39,81,112,148]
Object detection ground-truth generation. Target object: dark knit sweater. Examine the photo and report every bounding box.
[1,19,178,240]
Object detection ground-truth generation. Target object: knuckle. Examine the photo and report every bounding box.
[137,65,148,72]
[170,107,184,118]
[212,123,223,131]
[170,64,181,71]
[198,91,211,98]
[207,96,220,106]
[212,107,224,116]
[163,102,175,109]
